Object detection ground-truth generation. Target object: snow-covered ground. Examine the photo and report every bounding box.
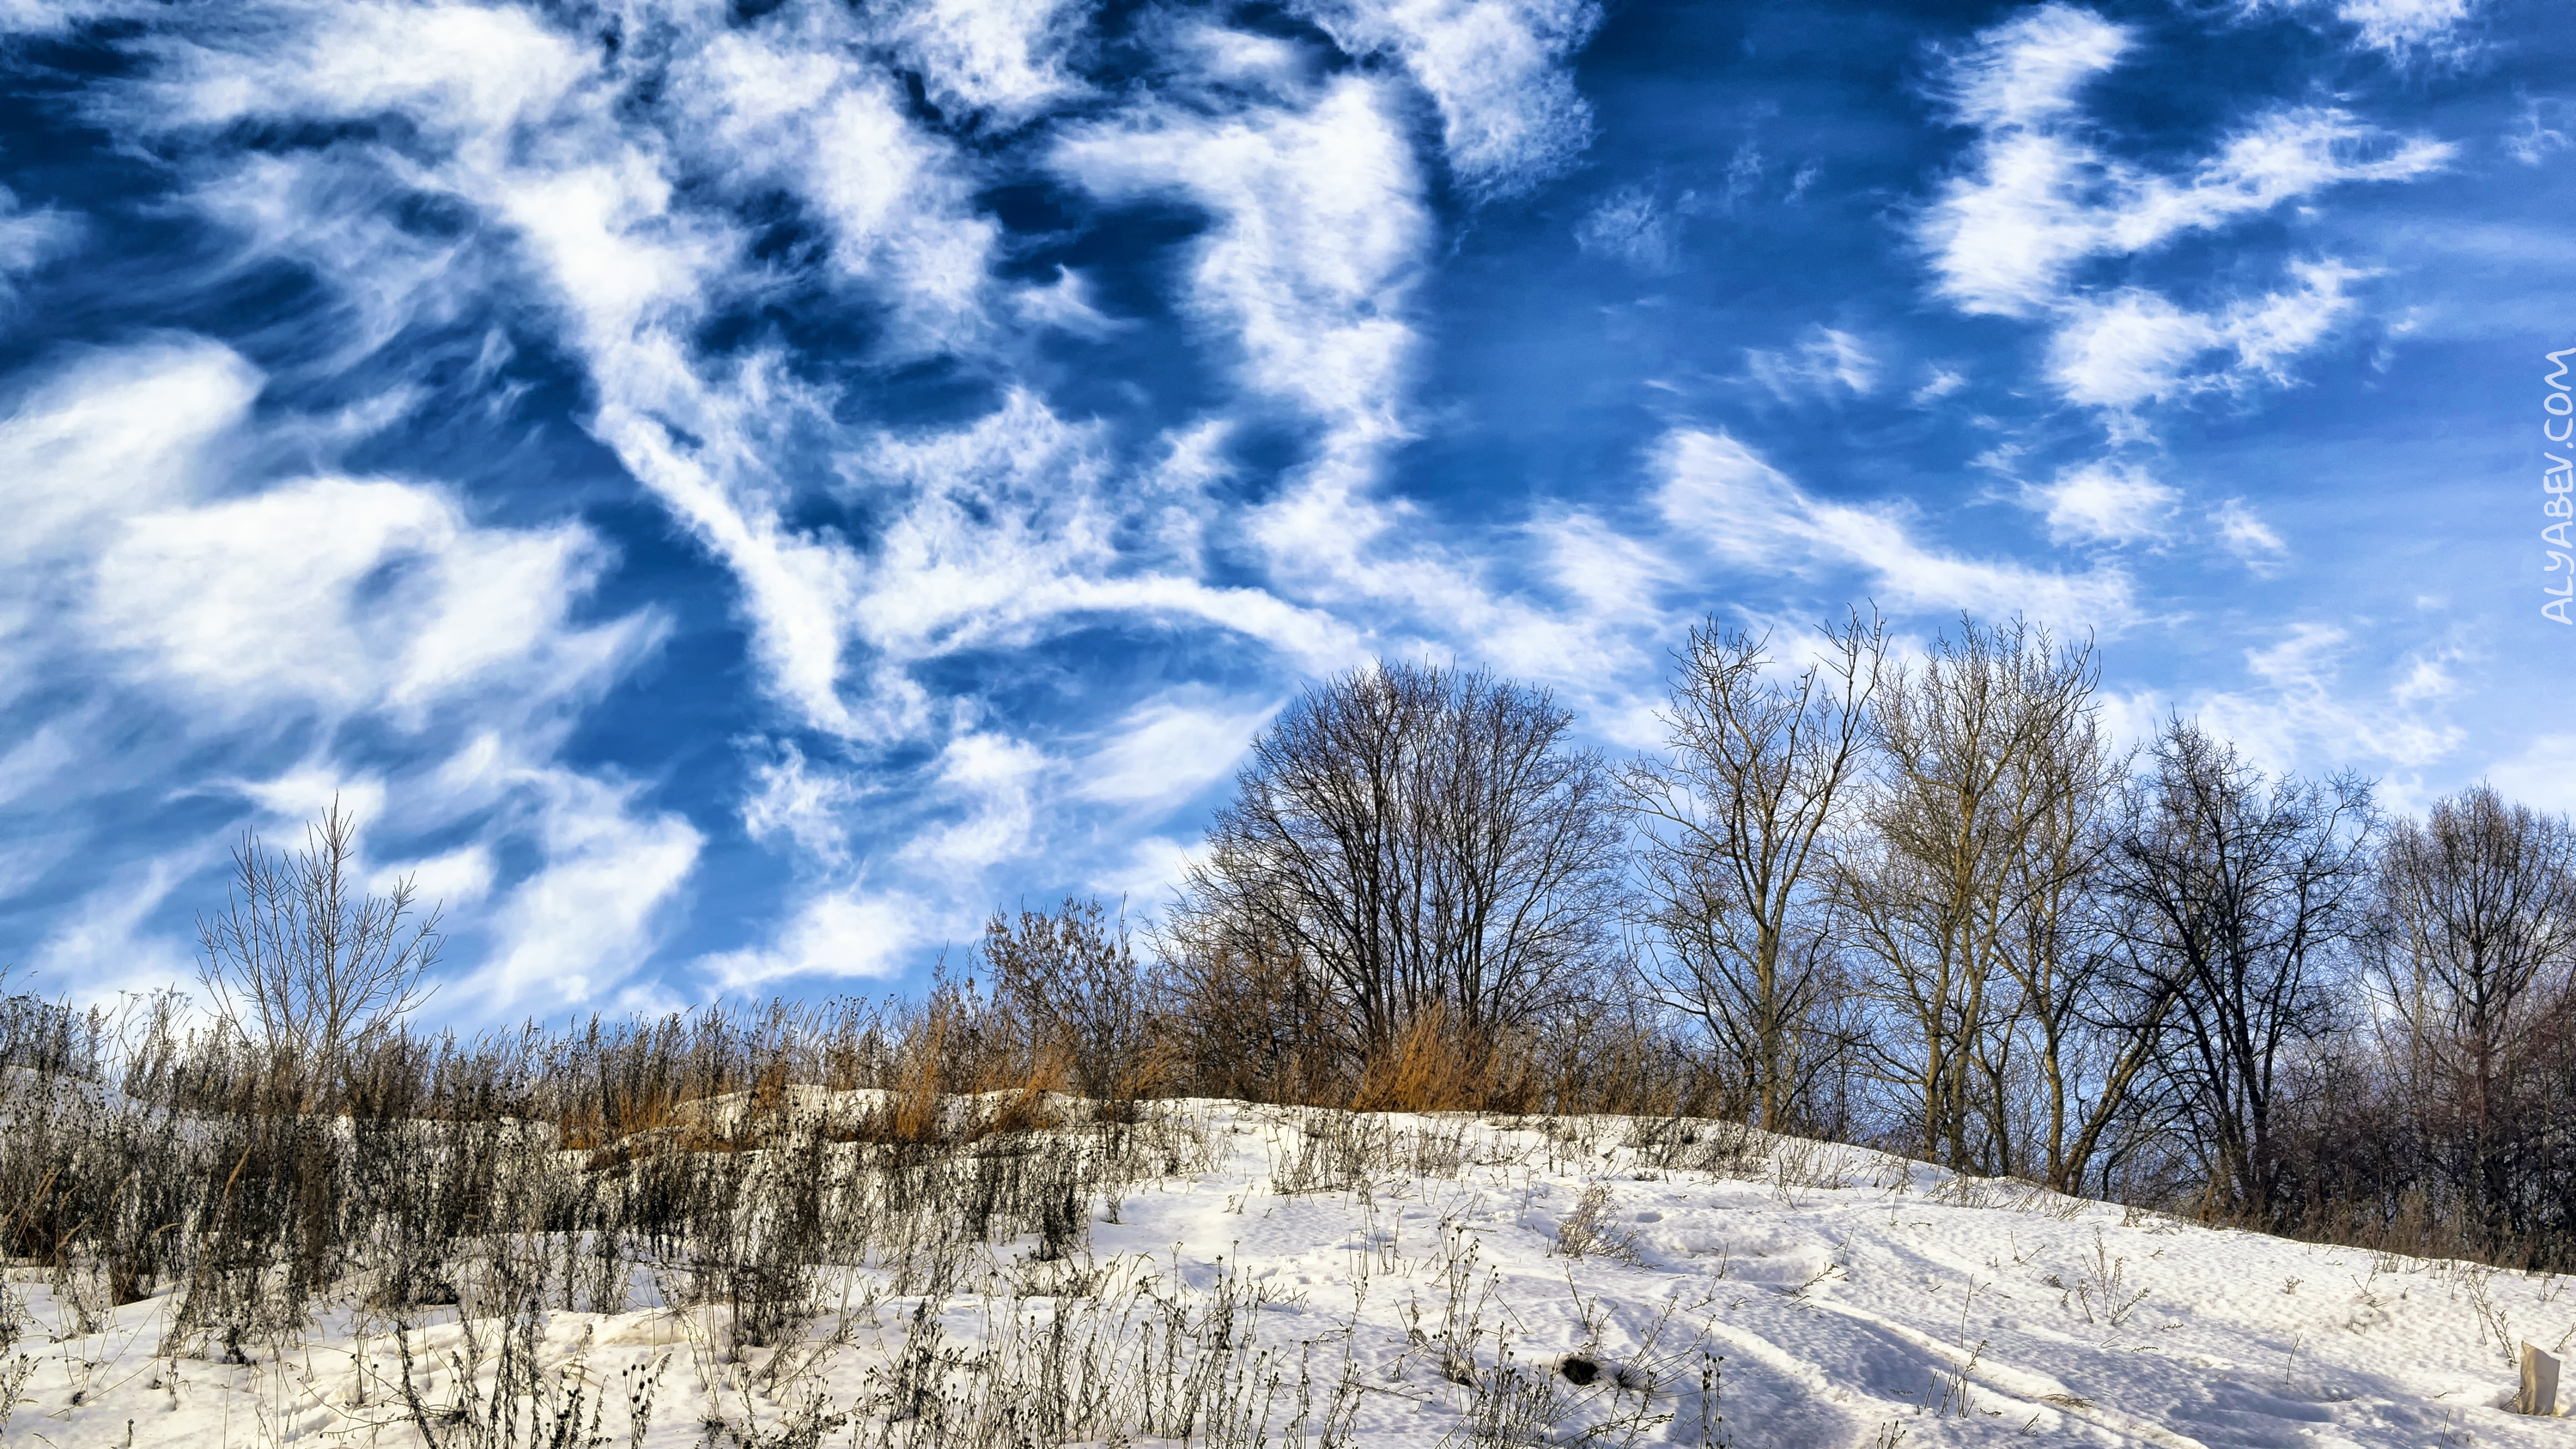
[3,1100,2568,1446]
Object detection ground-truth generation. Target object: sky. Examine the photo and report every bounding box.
[0,0,2568,1022]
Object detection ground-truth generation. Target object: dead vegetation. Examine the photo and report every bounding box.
[0,978,1783,1448]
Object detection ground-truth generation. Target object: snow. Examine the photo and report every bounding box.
[2,1100,2569,1446]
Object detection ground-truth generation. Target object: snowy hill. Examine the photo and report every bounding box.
[2,1100,2567,1446]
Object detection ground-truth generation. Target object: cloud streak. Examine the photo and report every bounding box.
[1654,429,2138,629]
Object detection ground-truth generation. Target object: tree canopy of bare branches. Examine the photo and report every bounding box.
[2095,719,2377,1223]
[1170,660,1625,1062]
[196,797,441,1075]
[1832,615,2126,1181]
[2366,784,2576,1245]
[1621,610,1883,1133]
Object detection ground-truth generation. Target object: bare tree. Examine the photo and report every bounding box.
[197,797,441,1074]
[1986,642,2143,1193]
[2366,785,2576,1246]
[981,897,1163,1104]
[2095,718,2376,1223]
[1833,615,2113,1177]
[1151,915,1346,1105]
[1170,660,1625,1062]
[1620,610,1883,1132]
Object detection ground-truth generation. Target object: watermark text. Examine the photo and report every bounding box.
[2548,347,2574,624]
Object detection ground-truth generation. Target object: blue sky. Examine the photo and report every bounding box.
[1,0,2568,1021]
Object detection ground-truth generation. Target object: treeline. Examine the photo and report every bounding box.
[992,612,2575,1268]
[3,610,2571,1278]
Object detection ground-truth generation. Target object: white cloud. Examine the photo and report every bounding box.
[848,391,1117,652]
[1058,75,1425,434]
[742,740,866,870]
[2221,260,2374,382]
[131,3,1458,790]
[152,0,589,145]
[2042,262,2367,410]
[0,338,259,574]
[1939,3,2129,133]
[26,855,204,1007]
[1924,58,2445,324]
[883,0,1088,122]
[841,388,1358,684]
[909,731,1052,872]
[1074,697,1278,809]
[0,185,78,299]
[378,843,497,910]
[471,770,702,1010]
[2101,112,2445,253]
[1530,511,1679,632]
[2280,0,2481,56]
[1009,267,1129,337]
[187,151,488,370]
[90,474,647,726]
[1574,185,1678,273]
[2488,734,2576,815]
[2023,461,2176,544]
[234,767,389,834]
[1653,428,2137,628]
[54,0,1732,1004]
[2193,622,2464,772]
[1083,834,1201,916]
[2041,290,2221,409]
[1745,326,1879,403]
[2389,647,2460,706]
[1293,0,1601,196]
[2213,497,2287,567]
[677,24,996,341]
[1917,5,2449,414]
[1650,430,1815,564]
[699,887,935,988]
[137,2,890,745]
[1,338,651,734]
[0,327,686,1020]
[2506,97,2570,167]
[0,719,82,809]
[1723,142,1765,209]
[1057,67,1590,679]
[0,0,131,35]
[1911,366,1968,405]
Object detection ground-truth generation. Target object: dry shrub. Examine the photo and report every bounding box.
[1351,1007,1482,1113]
[883,1002,955,1145]
[1349,1005,1552,1114]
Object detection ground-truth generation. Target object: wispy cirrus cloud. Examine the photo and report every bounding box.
[1923,9,2445,320]
[1918,4,2449,415]
[1291,0,1601,197]
[1056,75,1425,440]
[1744,326,1879,403]
[2195,621,2467,777]
[104,0,1631,998]
[2212,498,2290,570]
[2019,460,2178,546]
[0,186,77,301]
[1072,696,1280,810]
[1654,428,2138,629]
[2252,0,2485,58]
[1574,185,1680,273]
[2042,260,2371,409]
